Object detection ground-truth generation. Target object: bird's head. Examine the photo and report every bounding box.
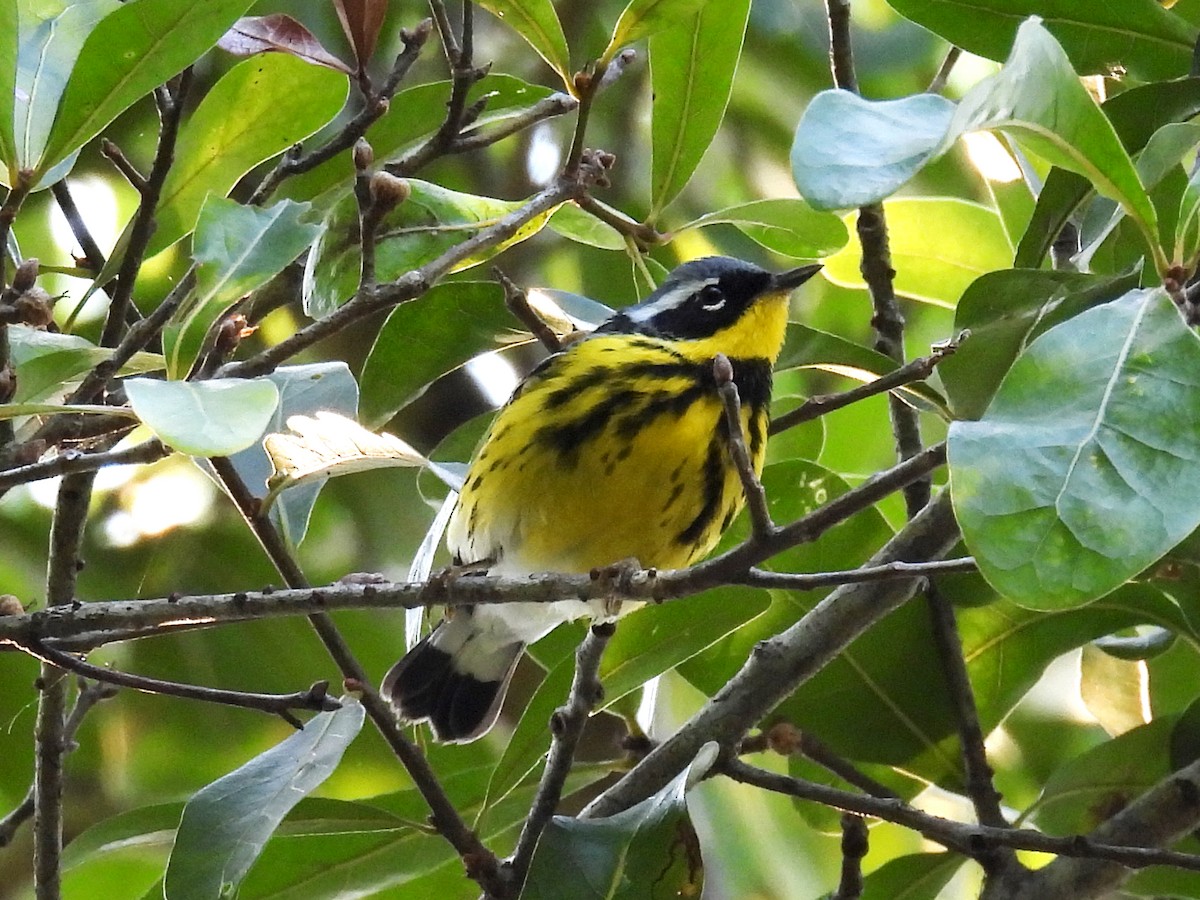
[597,256,821,361]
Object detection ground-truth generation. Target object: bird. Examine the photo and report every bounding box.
[382,256,822,742]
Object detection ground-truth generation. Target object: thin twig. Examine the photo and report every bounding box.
[2,449,954,652]
[926,581,1008,836]
[833,813,868,900]
[247,20,433,206]
[737,557,975,591]
[927,46,962,94]
[576,196,666,251]
[0,175,34,449]
[745,722,899,800]
[714,354,774,540]
[50,181,107,275]
[34,472,94,899]
[100,139,147,193]
[448,93,579,155]
[770,339,959,434]
[0,440,169,491]
[824,0,858,93]
[505,623,614,895]
[395,2,482,175]
[723,758,1200,874]
[19,639,338,729]
[100,72,191,348]
[496,267,562,352]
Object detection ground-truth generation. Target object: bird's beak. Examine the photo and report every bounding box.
[770,263,823,293]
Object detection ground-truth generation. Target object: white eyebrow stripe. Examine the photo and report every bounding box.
[625,278,718,322]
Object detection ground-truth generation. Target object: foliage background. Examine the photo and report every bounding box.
[5,0,1200,898]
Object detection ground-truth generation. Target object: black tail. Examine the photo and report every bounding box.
[382,619,523,742]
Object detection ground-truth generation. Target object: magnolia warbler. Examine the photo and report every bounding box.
[383,256,822,742]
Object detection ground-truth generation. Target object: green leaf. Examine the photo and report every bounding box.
[304,181,559,317]
[940,267,1143,419]
[475,1,570,84]
[8,324,162,404]
[682,199,849,259]
[648,0,750,214]
[280,74,557,204]
[823,199,1011,307]
[950,288,1200,609]
[1015,78,1200,269]
[859,852,961,900]
[946,18,1161,269]
[604,0,713,61]
[791,91,956,211]
[64,803,182,871]
[225,363,359,545]
[522,743,714,899]
[548,203,626,250]
[125,377,280,457]
[13,0,119,174]
[146,53,347,259]
[1030,718,1172,834]
[956,581,1198,735]
[37,0,257,175]
[0,2,17,177]
[163,699,364,900]
[360,281,516,428]
[887,0,1196,82]
[164,197,319,379]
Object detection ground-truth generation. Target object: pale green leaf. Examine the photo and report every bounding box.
[125,377,280,457]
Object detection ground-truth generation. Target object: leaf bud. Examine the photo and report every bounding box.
[369,172,411,213]
[353,137,374,172]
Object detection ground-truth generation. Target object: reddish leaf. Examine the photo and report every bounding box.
[334,0,387,69]
[218,14,355,75]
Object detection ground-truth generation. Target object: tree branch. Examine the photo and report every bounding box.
[714,354,774,540]
[770,339,958,435]
[0,440,169,491]
[247,19,433,207]
[2,449,951,650]
[581,489,960,819]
